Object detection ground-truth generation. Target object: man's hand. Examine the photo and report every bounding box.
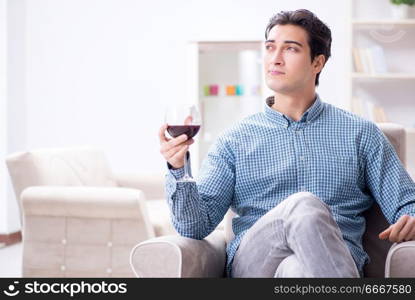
[379,214,415,243]
[159,124,194,169]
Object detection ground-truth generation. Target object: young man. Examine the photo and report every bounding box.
[158,9,415,277]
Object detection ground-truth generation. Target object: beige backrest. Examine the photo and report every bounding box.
[6,146,118,218]
[378,123,406,166]
[363,123,406,277]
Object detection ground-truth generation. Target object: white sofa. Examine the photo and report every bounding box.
[6,146,175,277]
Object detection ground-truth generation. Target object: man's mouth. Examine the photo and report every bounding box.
[269,70,285,75]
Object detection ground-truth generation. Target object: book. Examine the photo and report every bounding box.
[354,46,388,74]
[354,97,388,123]
[352,47,363,73]
[359,48,371,74]
[370,45,387,74]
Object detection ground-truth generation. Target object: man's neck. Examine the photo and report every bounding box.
[271,90,317,122]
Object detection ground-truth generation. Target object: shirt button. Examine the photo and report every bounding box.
[299,156,305,161]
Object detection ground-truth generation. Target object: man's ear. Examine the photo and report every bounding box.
[313,54,326,74]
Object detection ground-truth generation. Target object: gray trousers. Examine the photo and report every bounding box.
[231,192,360,278]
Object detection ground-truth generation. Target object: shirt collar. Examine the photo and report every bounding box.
[264,94,324,127]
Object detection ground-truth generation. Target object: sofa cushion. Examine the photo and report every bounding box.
[6,146,118,204]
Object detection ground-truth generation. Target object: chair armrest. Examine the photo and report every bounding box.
[115,173,165,200]
[385,241,415,277]
[21,186,152,222]
[376,123,406,167]
[130,229,227,278]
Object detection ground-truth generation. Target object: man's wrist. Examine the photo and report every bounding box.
[167,162,185,180]
[167,162,183,170]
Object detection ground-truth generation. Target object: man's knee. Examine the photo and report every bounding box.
[286,191,320,203]
[259,191,331,227]
[278,192,340,235]
[282,191,329,213]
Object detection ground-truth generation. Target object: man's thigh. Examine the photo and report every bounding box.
[231,216,291,277]
[231,192,359,277]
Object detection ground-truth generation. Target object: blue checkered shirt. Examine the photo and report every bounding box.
[165,94,415,277]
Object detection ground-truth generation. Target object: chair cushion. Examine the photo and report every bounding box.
[362,203,393,277]
[6,146,118,203]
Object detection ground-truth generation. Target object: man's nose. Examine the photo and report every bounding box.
[271,49,284,65]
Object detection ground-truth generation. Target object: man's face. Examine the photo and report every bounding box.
[264,24,323,94]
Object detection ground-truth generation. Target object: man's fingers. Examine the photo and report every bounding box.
[168,144,189,167]
[160,134,187,152]
[159,124,169,143]
[389,215,410,242]
[405,225,415,242]
[159,123,193,169]
[398,217,415,242]
[379,225,393,240]
[163,140,194,160]
[167,134,188,148]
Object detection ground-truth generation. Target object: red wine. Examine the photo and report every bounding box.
[167,125,200,138]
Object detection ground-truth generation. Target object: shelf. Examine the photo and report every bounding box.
[352,19,415,26]
[352,72,415,79]
[351,0,415,176]
[200,96,262,100]
[197,41,261,53]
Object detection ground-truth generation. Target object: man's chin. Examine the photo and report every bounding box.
[266,83,291,94]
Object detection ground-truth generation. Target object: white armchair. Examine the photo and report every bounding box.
[130,123,415,278]
[6,146,175,277]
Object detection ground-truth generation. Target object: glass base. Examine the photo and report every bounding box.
[177,175,196,183]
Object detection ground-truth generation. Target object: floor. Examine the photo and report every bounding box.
[0,242,22,277]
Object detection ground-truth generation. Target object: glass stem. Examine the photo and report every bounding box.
[183,150,191,179]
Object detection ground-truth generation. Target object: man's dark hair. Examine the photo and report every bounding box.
[265,9,332,86]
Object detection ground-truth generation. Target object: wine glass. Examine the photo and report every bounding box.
[164,104,201,182]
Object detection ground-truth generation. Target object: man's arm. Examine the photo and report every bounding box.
[363,123,415,242]
[164,133,235,240]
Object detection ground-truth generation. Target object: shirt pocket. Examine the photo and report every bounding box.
[309,154,358,202]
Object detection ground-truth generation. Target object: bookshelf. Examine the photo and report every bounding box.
[352,73,415,79]
[352,19,415,25]
[186,41,265,175]
[351,0,415,126]
[350,0,415,179]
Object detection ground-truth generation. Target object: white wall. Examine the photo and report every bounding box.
[0,0,25,234]
[1,0,23,234]
[4,0,351,232]
[0,0,8,233]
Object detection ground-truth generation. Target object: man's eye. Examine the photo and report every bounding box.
[287,47,298,52]
[265,45,273,50]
